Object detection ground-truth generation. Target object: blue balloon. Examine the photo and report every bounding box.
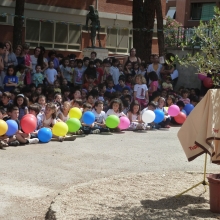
[82,111,95,125]
[38,128,52,143]
[154,109,165,123]
[6,120,18,136]
[181,109,187,115]
[183,104,194,115]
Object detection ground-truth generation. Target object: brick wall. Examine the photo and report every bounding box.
[98,0,132,15]
[24,0,96,10]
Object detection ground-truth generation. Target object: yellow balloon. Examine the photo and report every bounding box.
[0,119,8,136]
[69,107,82,119]
[52,122,68,137]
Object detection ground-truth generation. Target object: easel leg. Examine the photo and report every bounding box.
[176,153,209,197]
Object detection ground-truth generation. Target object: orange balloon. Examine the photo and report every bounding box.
[174,112,186,124]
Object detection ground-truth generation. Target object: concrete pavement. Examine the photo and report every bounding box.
[0,127,219,219]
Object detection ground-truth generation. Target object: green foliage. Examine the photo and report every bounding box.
[174,7,220,85]
[164,17,183,48]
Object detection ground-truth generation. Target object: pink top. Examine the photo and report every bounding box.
[149,81,158,96]
[24,54,31,85]
[180,98,190,105]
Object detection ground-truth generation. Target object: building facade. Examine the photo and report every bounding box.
[166,0,220,27]
[0,0,167,57]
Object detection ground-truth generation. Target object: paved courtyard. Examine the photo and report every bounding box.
[0,127,219,219]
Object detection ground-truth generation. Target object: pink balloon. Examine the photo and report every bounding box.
[168,104,180,117]
[118,116,130,130]
[198,73,207,81]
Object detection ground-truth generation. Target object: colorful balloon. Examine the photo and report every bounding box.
[142,110,155,123]
[20,114,37,133]
[38,128,52,143]
[82,111,95,125]
[174,112,187,124]
[6,120,18,136]
[198,73,207,81]
[69,107,82,119]
[106,115,120,128]
[66,118,81,132]
[118,116,130,130]
[168,105,180,117]
[183,104,194,115]
[154,110,164,123]
[203,77,213,88]
[52,122,68,137]
[0,119,8,136]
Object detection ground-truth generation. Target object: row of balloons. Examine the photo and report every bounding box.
[0,104,194,143]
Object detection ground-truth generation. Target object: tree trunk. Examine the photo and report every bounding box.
[155,0,164,57]
[13,0,25,50]
[132,0,144,60]
[144,0,156,63]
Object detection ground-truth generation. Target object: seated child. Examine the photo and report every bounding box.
[106,79,116,93]
[7,106,39,146]
[157,97,171,128]
[115,76,130,92]
[105,98,126,118]
[179,89,190,104]
[127,100,145,130]
[92,101,110,133]
[162,76,173,91]
[57,101,71,122]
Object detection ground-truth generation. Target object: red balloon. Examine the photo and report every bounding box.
[174,112,186,124]
[20,114,37,133]
[203,77,213,88]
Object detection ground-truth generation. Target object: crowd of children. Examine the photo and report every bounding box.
[0,42,202,149]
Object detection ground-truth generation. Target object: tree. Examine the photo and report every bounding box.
[155,0,164,57]
[132,0,165,62]
[13,0,25,50]
[176,7,220,86]
[132,0,145,59]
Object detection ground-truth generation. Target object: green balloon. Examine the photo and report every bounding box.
[105,115,120,128]
[66,118,81,132]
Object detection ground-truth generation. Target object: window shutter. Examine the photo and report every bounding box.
[201,3,215,21]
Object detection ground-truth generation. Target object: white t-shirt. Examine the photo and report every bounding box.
[92,109,105,123]
[45,68,57,84]
[105,109,126,119]
[42,114,57,127]
[134,84,148,99]
[30,55,38,73]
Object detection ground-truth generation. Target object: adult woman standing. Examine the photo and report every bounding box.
[15,45,25,66]
[124,48,141,65]
[4,41,18,68]
[147,54,163,85]
[22,43,32,85]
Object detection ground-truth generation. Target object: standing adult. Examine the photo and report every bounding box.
[124,48,141,65]
[147,54,163,85]
[15,45,25,66]
[1,41,17,88]
[22,43,32,85]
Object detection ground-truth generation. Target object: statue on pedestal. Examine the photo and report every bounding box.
[86,5,102,48]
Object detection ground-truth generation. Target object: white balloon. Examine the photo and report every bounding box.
[142,110,156,123]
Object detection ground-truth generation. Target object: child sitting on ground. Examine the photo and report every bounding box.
[105,98,126,118]
[92,100,110,134]
[7,106,39,146]
[127,100,145,130]
[57,101,70,122]
[179,89,190,104]
[157,97,171,128]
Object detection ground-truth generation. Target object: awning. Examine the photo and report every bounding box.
[166,7,176,19]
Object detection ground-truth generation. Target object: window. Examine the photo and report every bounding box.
[106,28,129,53]
[25,19,81,50]
[191,3,215,20]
